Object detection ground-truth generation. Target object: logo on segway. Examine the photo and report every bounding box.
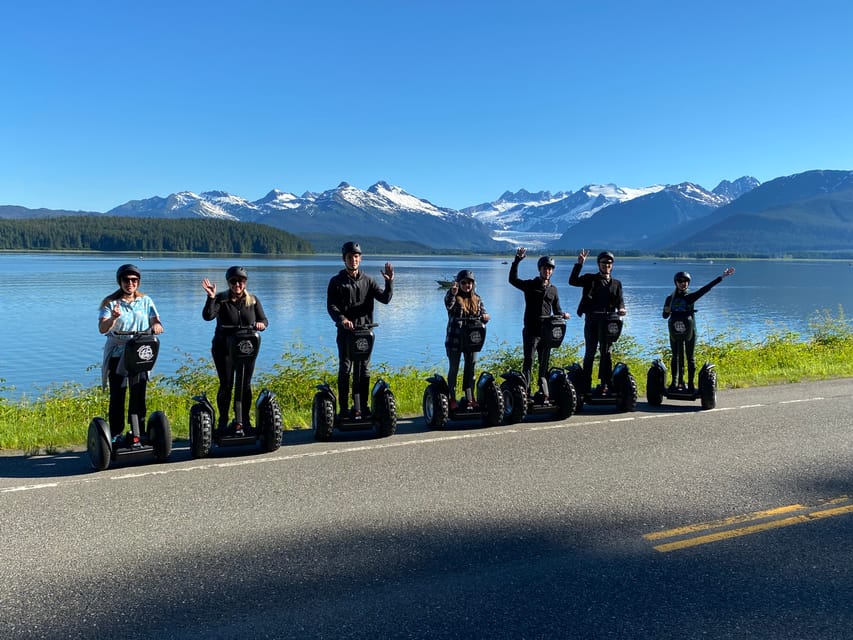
[237,339,255,356]
[673,320,687,334]
[606,321,620,337]
[468,330,483,346]
[354,337,371,353]
[549,326,562,340]
[136,344,155,362]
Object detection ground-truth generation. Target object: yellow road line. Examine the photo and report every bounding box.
[653,504,853,552]
[643,504,806,541]
[646,496,853,552]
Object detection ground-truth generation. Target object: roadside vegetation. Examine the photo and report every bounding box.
[2,307,851,455]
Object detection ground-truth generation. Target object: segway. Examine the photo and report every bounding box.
[499,315,577,424]
[646,310,717,410]
[567,311,637,413]
[189,326,283,458]
[312,323,397,441]
[422,318,504,429]
[87,329,172,470]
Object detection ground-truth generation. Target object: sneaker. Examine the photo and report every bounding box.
[687,383,695,393]
[667,383,677,392]
[449,399,458,411]
[468,400,479,410]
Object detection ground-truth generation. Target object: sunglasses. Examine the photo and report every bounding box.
[228,278,247,285]
[122,276,139,283]
[676,278,690,283]
[598,260,613,265]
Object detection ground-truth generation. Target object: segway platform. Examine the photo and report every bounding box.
[646,360,717,410]
[422,371,504,429]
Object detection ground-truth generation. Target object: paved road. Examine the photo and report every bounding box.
[2,379,852,639]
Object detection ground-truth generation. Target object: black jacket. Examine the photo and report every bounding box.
[662,276,723,318]
[203,292,268,348]
[326,269,392,329]
[508,259,565,331]
[569,262,624,318]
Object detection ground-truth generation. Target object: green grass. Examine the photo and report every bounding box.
[2,307,852,455]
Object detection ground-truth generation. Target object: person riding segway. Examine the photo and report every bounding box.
[567,250,636,412]
[88,264,171,469]
[501,249,577,423]
[189,266,282,457]
[646,266,735,410]
[422,269,504,429]
[312,242,397,440]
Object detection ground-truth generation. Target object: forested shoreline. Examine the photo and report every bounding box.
[0,216,312,254]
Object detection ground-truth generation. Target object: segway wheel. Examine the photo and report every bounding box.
[147,411,172,461]
[699,366,717,410]
[312,393,335,441]
[375,391,397,438]
[189,403,213,458]
[566,364,585,412]
[646,365,664,406]
[423,385,449,430]
[500,381,527,425]
[552,375,577,420]
[257,391,283,452]
[481,378,505,427]
[87,418,111,471]
[617,373,638,413]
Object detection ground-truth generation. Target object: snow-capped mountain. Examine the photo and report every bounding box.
[463,183,666,248]
[549,179,759,251]
[108,191,258,220]
[105,182,507,251]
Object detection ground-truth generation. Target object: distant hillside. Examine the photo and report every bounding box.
[0,216,312,254]
[673,177,853,255]
[549,183,731,251]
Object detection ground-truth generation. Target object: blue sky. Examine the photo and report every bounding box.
[2,0,852,212]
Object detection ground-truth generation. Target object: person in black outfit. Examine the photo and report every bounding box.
[202,266,268,431]
[444,269,490,410]
[663,267,735,391]
[326,241,394,419]
[508,247,570,399]
[568,249,626,393]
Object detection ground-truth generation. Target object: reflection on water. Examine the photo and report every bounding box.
[1,252,851,398]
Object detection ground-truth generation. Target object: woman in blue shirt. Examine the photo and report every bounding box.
[98,264,164,438]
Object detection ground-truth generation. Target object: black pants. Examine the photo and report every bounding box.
[522,327,550,392]
[582,318,614,389]
[447,348,477,399]
[669,335,696,386]
[212,345,256,426]
[108,356,147,434]
[336,333,370,412]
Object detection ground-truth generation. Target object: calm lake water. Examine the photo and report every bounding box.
[2,252,852,399]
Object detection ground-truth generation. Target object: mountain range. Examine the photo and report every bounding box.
[3,169,853,255]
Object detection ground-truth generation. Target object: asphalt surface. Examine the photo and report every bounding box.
[2,379,852,639]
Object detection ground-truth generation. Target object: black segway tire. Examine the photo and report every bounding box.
[189,403,213,458]
[312,394,335,441]
[376,391,397,438]
[148,411,172,461]
[553,375,577,420]
[500,381,527,425]
[617,374,638,413]
[481,379,505,427]
[423,385,449,430]
[258,392,283,452]
[646,365,665,406]
[699,366,717,410]
[87,418,111,471]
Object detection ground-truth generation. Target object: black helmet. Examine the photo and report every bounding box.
[226,266,248,281]
[537,256,556,269]
[116,263,141,284]
[341,241,362,256]
[597,251,615,263]
[456,269,475,283]
[674,271,691,283]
